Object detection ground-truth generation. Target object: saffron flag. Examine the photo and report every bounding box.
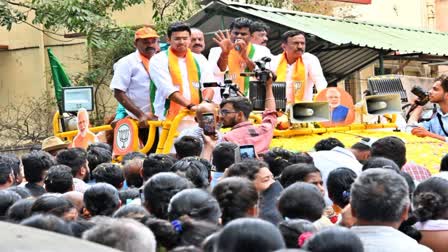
[47,48,71,103]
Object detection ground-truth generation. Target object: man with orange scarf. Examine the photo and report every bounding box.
[150,22,215,121]
[208,17,272,103]
[270,30,327,103]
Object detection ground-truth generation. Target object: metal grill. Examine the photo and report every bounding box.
[367,77,408,102]
[249,81,287,111]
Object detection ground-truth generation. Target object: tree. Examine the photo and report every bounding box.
[151,0,201,36]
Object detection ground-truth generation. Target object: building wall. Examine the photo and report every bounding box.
[0,2,153,109]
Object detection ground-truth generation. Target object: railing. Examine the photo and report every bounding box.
[53,110,397,155]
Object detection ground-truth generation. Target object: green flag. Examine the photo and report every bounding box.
[47,48,71,103]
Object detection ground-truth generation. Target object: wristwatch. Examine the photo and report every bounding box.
[203,99,212,103]
[186,104,195,110]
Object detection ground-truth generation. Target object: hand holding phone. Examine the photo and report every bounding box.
[202,112,216,136]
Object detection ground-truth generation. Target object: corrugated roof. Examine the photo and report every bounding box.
[225,2,448,56]
[188,0,448,83]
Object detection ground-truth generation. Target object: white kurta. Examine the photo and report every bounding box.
[149,50,215,120]
[269,52,327,101]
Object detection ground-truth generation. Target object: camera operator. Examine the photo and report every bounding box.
[215,69,277,155]
[409,75,448,142]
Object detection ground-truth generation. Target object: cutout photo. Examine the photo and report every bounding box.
[315,87,355,127]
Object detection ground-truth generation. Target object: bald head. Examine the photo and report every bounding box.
[63,191,84,212]
[123,159,144,188]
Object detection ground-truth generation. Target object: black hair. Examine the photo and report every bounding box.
[303,227,364,252]
[400,171,415,197]
[171,158,210,189]
[168,188,221,224]
[87,142,112,152]
[371,136,406,168]
[212,142,238,172]
[92,163,124,189]
[229,17,253,30]
[22,150,55,183]
[278,219,316,248]
[0,154,21,184]
[216,218,285,252]
[0,190,21,217]
[362,156,401,172]
[56,148,88,176]
[118,188,140,205]
[281,30,305,43]
[69,219,96,238]
[87,146,112,172]
[7,186,31,199]
[7,198,35,223]
[226,159,269,181]
[436,74,448,92]
[278,182,325,222]
[250,20,269,34]
[326,167,357,208]
[174,136,202,159]
[84,183,120,216]
[112,204,150,222]
[351,141,371,152]
[167,21,191,38]
[440,154,448,172]
[142,154,176,180]
[122,151,146,165]
[143,172,191,219]
[31,195,74,218]
[177,216,220,248]
[0,158,13,185]
[20,214,73,236]
[202,232,219,252]
[314,137,345,151]
[145,217,179,250]
[263,148,294,178]
[279,163,321,188]
[44,164,73,193]
[220,96,253,119]
[413,177,448,222]
[289,152,314,165]
[212,177,258,225]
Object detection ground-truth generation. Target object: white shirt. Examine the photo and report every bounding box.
[149,50,214,120]
[269,52,327,101]
[432,171,448,180]
[208,44,272,103]
[110,50,151,118]
[351,226,432,252]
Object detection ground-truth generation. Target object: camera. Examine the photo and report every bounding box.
[411,86,429,106]
[253,57,272,83]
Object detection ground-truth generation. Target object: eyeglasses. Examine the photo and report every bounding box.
[220,110,237,116]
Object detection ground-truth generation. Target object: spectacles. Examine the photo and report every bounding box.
[220,110,237,116]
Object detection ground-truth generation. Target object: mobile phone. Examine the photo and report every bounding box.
[239,144,256,160]
[202,112,215,136]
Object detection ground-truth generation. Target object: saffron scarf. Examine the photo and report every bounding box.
[228,43,255,96]
[276,52,306,103]
[165,47,201,120]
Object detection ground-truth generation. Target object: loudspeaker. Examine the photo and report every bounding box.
[249,81,287,111]
[365,94,402,115]
[289,102,330,123]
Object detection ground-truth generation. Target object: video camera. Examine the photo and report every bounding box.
[411,86,430,106]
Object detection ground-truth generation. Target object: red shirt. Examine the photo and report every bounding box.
[223,110,277,154]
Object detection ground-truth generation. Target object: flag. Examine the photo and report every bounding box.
[47,48,71,103]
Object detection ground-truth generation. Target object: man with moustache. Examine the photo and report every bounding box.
[270,30,327,103]
[110,27,160,127]
[209,17,271,101]
[190,28,205,54]
[250,21,270,47]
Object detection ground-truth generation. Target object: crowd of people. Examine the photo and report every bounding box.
[2,14,448,252]
[0,131,447,251]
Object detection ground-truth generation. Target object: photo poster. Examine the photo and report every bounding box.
[314,87,355,127]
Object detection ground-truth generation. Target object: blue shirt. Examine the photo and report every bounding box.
[331,105,349,122]
[420,109,448,141]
